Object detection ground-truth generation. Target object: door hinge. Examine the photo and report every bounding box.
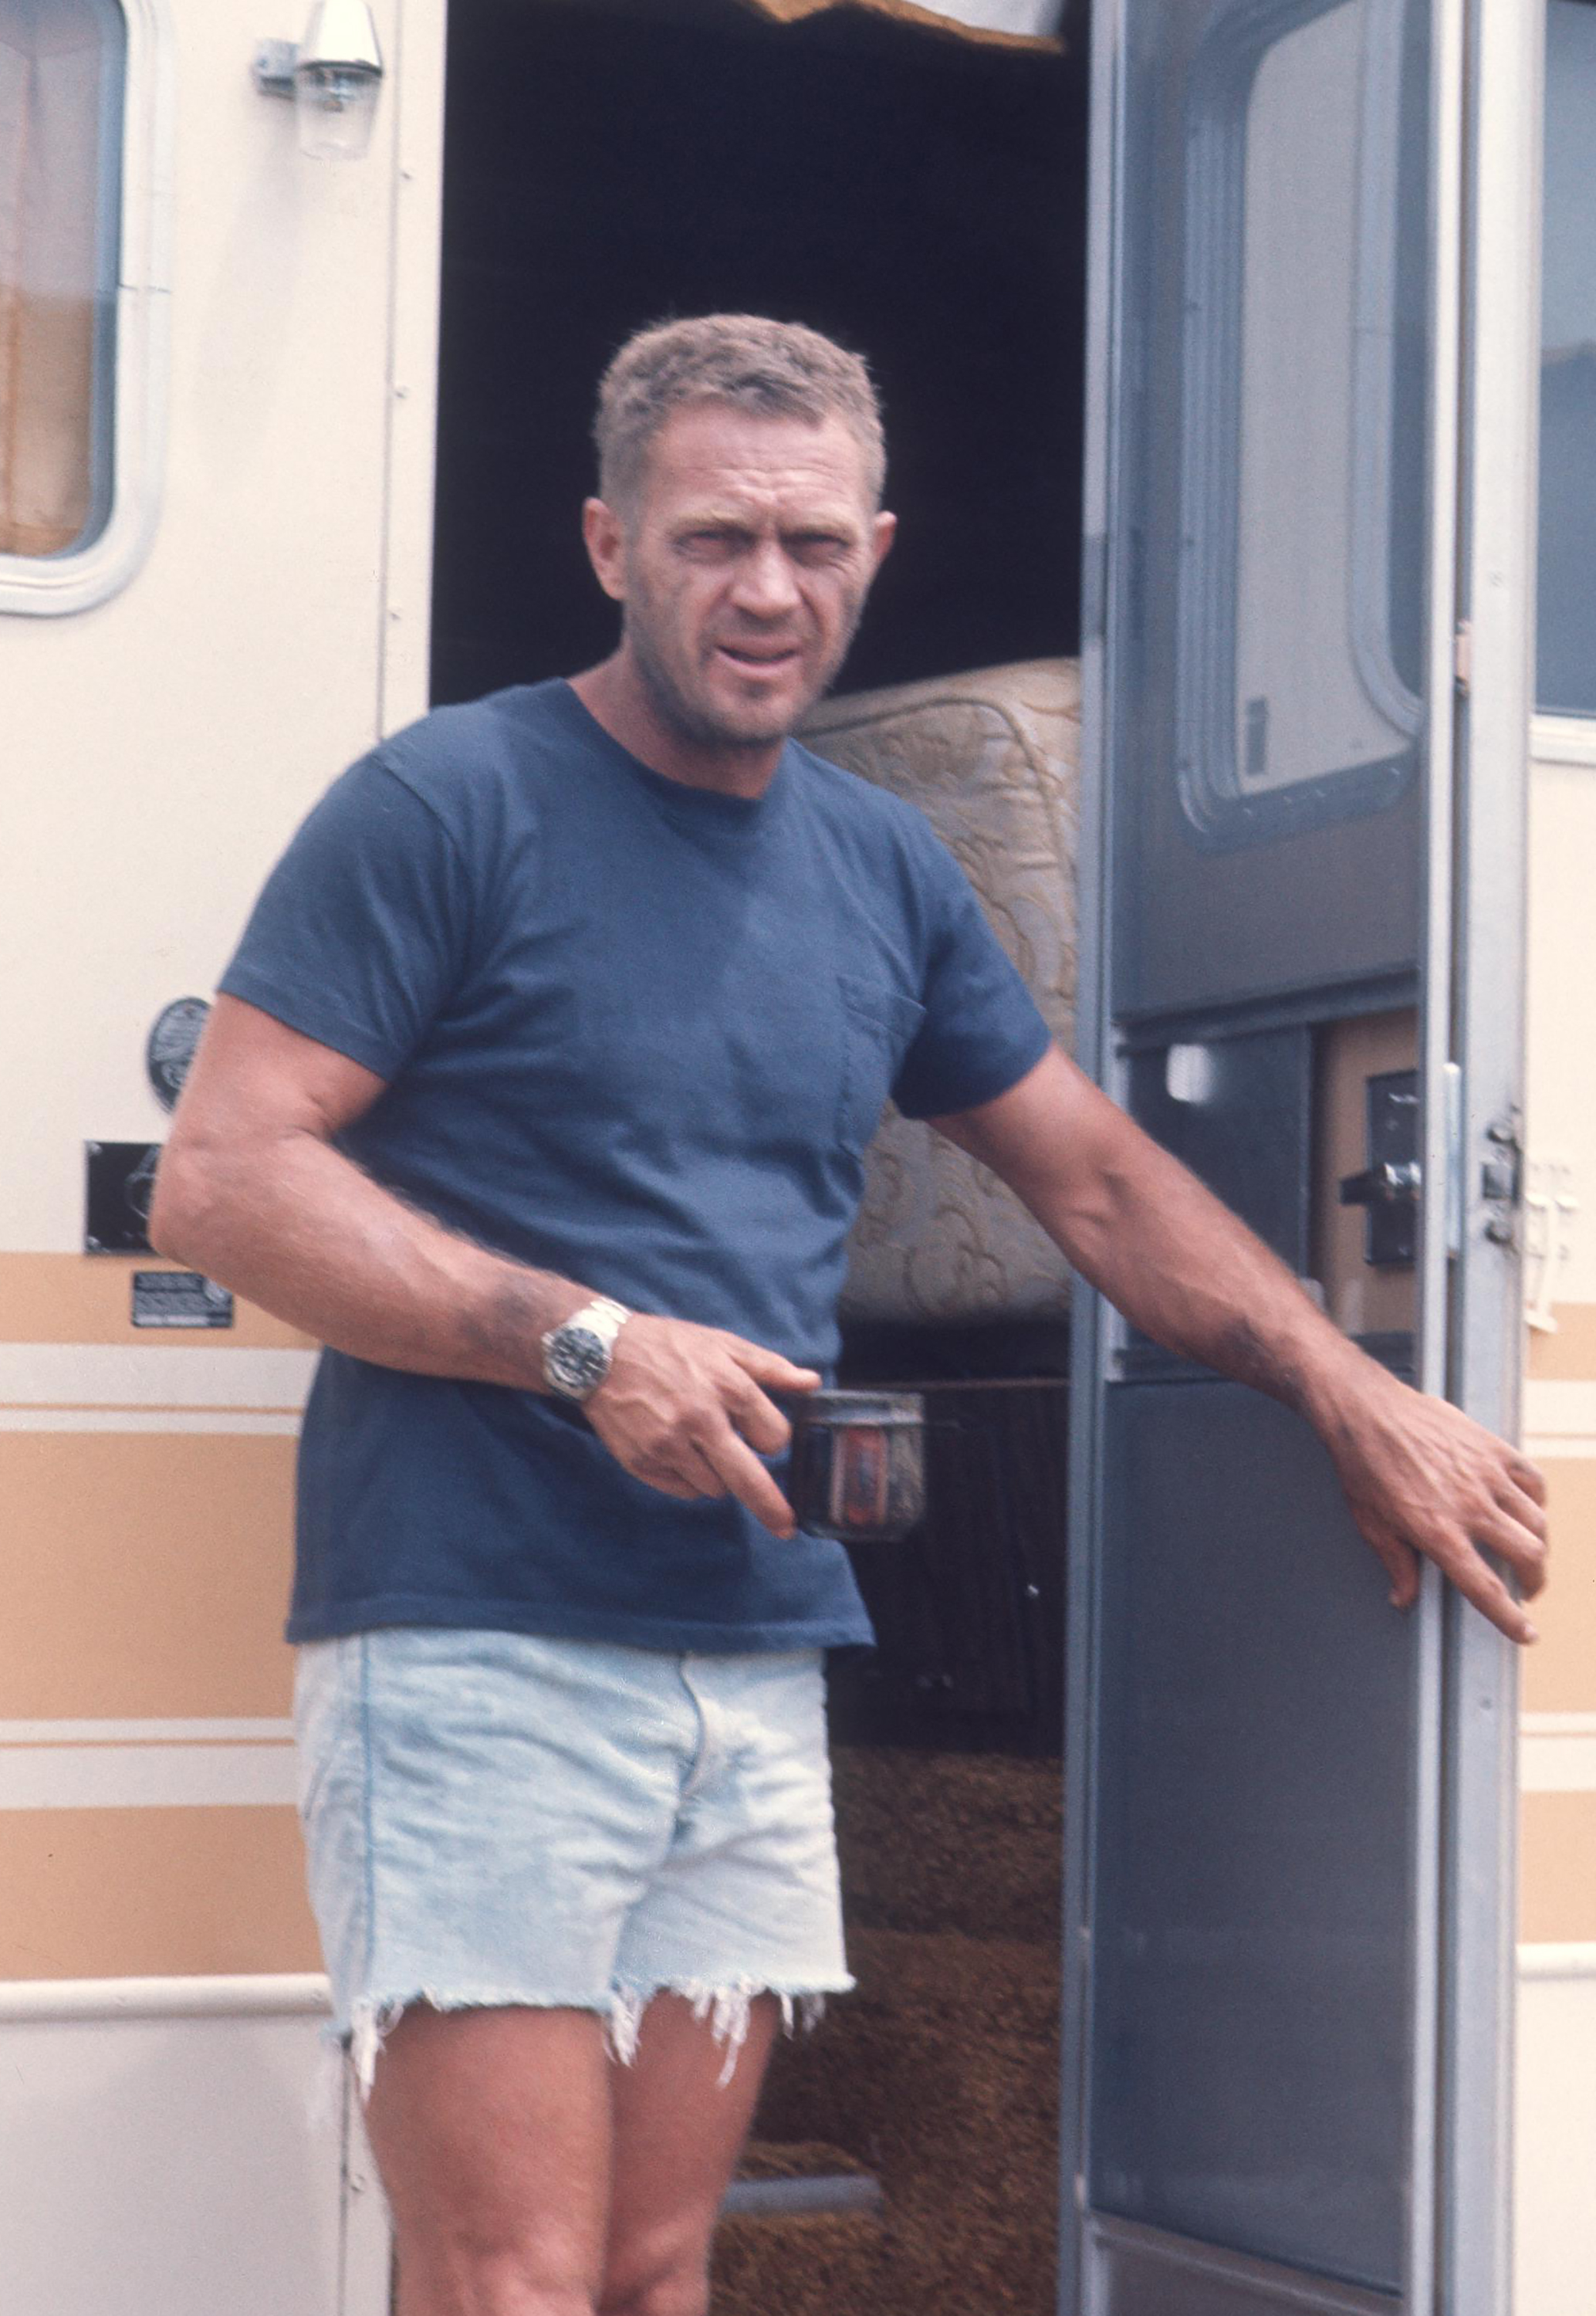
[1454,619,1473,694]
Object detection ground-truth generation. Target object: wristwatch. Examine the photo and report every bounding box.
[540,1295,631,1402]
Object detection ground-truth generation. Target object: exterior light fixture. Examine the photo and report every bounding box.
[253,1,385,162]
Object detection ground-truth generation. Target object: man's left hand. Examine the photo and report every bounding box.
[1309,1362,1547,1643]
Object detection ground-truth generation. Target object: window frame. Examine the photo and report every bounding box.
[0,0,172,618]
[1174,0,1428,852]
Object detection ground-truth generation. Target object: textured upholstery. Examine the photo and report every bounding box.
[800,659,1080,1322]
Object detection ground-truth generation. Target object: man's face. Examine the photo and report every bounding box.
[585,402,896,750]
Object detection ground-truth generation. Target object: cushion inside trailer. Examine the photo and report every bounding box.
[801,657,1080,1325]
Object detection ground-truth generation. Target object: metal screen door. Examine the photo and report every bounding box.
[1062,2,1541,2311]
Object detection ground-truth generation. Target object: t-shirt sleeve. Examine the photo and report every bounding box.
[890,831,1054,1120]
[217,753,474,1080]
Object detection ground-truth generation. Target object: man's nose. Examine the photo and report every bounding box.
[729,540,802,618]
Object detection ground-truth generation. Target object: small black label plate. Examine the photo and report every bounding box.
[85,1141,163,1254]
[132,1271,235,1329]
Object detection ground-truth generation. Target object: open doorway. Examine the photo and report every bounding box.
[430,6,1090,2308]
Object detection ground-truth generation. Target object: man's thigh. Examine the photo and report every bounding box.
[604,1990,781,2307]
[360,1993,777,2316]
[363,2002,614,2312]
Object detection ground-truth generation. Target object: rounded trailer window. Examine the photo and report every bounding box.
[0,0,167,615]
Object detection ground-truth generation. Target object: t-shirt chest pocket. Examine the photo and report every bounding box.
[835,975,926,1154]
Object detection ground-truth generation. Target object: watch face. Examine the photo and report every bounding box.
[546,1324,610,1398]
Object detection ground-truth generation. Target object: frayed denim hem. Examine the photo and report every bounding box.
[607,1977,842,2085]
[337,1976,850,2101]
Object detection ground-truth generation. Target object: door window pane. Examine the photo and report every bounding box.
[1539,0,1596,716]
[0,0,125,561]
[1174,0,1431,848]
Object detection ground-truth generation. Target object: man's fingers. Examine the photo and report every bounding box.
[1427,1525,1538,1643]
[724,1372,795,1457]
[1368,1529,1421,1611]
[1506,1454,1548,1508]
[1493,1473,1550,1547]
[726,1339,823,1397]
[631,1458,708,1503]
[1476,1502,1550,1598]
[691,1419,798,1538]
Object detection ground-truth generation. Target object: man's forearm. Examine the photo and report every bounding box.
[942,1055,1368,1423]
[150,1129,590,1388]
[1053,1133,1364,1417]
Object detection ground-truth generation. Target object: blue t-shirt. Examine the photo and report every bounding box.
[220,680,1052,1651]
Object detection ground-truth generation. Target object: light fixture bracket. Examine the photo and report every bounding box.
[251,36,300,95]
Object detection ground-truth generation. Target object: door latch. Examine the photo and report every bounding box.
[1339,1070,1420,1265]
[1482,1114,1523,1247]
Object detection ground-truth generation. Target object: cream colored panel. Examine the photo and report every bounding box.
[1,1432,296,1718]
[0,1805,320,1979]
[0,1999,376,2316]
[1520,1791,1596,1943]
[1515,1953,1596,2316]
[0,0,446,1252]
[1527,758,1596,1307]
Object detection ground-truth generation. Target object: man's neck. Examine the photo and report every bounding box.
[568,654,785,800]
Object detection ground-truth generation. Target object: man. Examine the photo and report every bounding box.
[151,314,1547,2316]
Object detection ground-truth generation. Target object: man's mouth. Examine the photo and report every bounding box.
[713,642,803,673]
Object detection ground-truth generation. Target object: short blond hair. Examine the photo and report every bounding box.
[593,313,886,514]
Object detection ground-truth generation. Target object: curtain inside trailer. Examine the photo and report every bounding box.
[0,0,123,559]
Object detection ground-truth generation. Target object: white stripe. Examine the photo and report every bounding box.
[0,1344,316,1410]
[0,1409,300,1434]
[0,1742,298,1810]
[1523,1378,1596,1444]
[0,1974,331,2023]
[1522,1713,1596,1794]
[0,1719,294,1745]
[1520,1942,1596,1982]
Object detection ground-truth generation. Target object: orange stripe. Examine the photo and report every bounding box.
[1521,1790,1596,1943]
[1528,1305,1596,1383]
[0,1253,314,1350]
[0,1806,321,1980]
[2,1432,296,1719]
[1523,1458,1596,1718]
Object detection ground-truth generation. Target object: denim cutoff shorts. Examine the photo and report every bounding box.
[293,1627,854,2094]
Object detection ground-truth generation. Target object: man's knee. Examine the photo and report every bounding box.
[600,2284,708,2316]
[599,2239,712,2316]
[394,2233,600,2316]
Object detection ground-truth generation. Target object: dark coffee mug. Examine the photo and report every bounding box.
[786,1389,926,1542]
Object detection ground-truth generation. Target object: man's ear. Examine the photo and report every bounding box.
[582,497,628,603]
[869,509,898,575]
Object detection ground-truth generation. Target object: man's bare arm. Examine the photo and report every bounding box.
[150,996,817,1534]
[933,1045,1548,1643]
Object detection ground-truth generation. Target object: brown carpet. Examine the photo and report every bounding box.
[713,1745,1062,2316]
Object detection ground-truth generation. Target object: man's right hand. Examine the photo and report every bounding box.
[583,1315,821,1539]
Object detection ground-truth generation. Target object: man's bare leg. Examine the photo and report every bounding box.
[363,2003,614,2316]
[600,1993,780,2316]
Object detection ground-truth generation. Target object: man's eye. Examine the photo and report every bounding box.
[790,534,849,562]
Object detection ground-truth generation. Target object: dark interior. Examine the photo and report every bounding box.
[430,8,1090,2309]
[431,0,1087,706]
